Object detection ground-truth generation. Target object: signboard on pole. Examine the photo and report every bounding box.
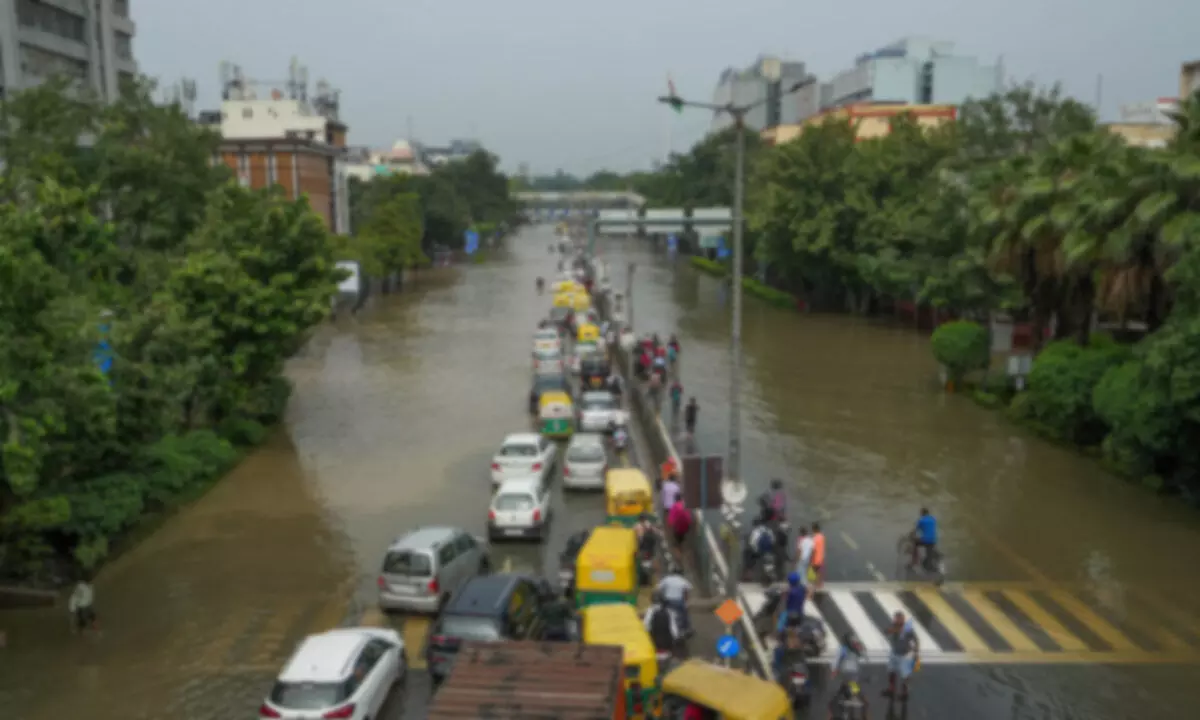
[464,229,480,255]
[716,236,730,259]
[682,455,723,509]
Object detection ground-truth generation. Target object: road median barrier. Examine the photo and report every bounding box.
[593,283,772,678]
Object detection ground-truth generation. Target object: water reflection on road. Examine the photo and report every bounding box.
[0,231,599,719]
[598,235,1200,719]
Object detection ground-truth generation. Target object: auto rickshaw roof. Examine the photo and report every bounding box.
[580,604,654,664]
[539,390,573,406]
[580,524,637,557]
[661,660,791,718]
[552,293,575,307]
[606,468,651,495]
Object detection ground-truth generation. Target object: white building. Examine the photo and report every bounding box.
[343,139,430,181]
[0,0,137,101]
[711,56,813,132]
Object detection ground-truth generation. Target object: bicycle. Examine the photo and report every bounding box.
[896,532,945,586]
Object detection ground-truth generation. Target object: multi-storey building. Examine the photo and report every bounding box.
[805,36,999,120]
[200,60,351,234]
[0,0,137,100]
[710,56,814,132]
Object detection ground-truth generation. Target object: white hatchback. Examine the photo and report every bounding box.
[577,391,627,433]
[490,433,556,486]
[533,328,561,354]
[533,347,564,376]
[563,433,607,490]
[487,478,551,541]
[258,627,405,720]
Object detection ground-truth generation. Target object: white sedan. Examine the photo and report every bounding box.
[490,433,556,486]
[488,478,551,541]
[259,627,404,720]
[577,391,628,433]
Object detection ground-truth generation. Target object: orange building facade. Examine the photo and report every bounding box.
[762,103,958,145]
[217,139,345,231]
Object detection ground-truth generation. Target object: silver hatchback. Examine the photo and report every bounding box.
[377,526,490,614]
[562,433,608,490]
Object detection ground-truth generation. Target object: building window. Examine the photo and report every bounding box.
[115,31,133,60]
[113,0,130,18]
[267,153,278,186]
[19,44,88,82]
[919,62,934,104]
[17,0,87,43]
[238,153,249,184]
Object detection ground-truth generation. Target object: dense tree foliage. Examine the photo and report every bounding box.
[0,80,342,579]
[620,83,1200,498]
[348,149,520,264]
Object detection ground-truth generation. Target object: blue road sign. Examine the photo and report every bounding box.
[464,229,480,255]
[716,236,730,259]
[667,234,678,251]
[94,323,113,375]
[716,634,740,659]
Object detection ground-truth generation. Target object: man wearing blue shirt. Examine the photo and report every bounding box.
[911,508,937,568]
[777,572,807,633]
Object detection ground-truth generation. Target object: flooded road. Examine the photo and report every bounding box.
[0,229,610,719]
[596,235,1200,718]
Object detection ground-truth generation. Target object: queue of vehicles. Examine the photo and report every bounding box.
[258,244,794,719]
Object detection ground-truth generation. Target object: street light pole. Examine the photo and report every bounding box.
[658,79,805,601]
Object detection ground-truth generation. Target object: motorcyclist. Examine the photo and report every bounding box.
[657,560,693,636]
[743,518,776,580]
[643,590,682,656]
[609,420,629,450]
[831,632,866,686]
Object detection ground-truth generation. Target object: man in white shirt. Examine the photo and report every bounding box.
[657,567,694,636]
[796,527,814,580]
[68,577,96,633]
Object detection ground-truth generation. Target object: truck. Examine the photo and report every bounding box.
[426,641,627,719]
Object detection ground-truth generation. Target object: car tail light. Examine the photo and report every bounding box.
[432,634,461,648]
[792,672,807,683]
[427,578,439,595]
[258,704,282,718]
[532,462,542,471]
[322,704,356,719]
[563,466,570,477]
[533,509,542,522]
[490,462,500,471]
[488,509,496,521]
[376,575,386,589]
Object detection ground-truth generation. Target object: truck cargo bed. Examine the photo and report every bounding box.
[426,641,626,719]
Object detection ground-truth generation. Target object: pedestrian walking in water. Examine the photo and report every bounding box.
[684,397,699,436]
[811,523,826,590]
[68,574,97,635]
[669,380,683,418]
[647,373,663,413]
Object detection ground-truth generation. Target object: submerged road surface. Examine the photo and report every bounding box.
[0,228,648,719]
[595,234,1200,718]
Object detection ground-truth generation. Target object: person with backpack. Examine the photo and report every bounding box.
[643,590,682,655]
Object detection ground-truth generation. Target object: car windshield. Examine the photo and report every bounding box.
[583,396,614,410]
[500,444,538,457]
[440,615,502,642]
[495,493,535,511]
[382,550,432,576]
[568,443,605,462]
[534,349,560,360]
[269,681,345,710]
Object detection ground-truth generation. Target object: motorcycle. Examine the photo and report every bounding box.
[611,427,629,452]
[752,586,785,639]
[655,648,677,676]
[900,532,946,586]
[830,680,868,720]
[778,658,813,708]
[797,616,827,659]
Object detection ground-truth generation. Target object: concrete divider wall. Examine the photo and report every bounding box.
[593,288,772,678]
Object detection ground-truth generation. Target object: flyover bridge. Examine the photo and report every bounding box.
[517,191,644,219]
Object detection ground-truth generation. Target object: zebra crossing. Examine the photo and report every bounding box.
[741,582,1200,665]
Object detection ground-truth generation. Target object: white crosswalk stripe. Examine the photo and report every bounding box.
[738,581,1200,666]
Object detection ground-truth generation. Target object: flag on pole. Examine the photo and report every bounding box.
[666,74,683,114]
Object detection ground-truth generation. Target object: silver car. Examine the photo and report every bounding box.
[377,526,490,614]
[577,390,627,433]
[563,433,607,490]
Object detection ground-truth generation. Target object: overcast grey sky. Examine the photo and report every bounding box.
[137,0,1197,175]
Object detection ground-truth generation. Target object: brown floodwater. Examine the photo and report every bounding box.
[594,234,1200,718]
[3,228,1199,720]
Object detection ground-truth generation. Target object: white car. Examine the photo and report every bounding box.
[258,627,405,719]
[533,328,562,354]
[488,478,551,540]
[570,342,601,375]
[533,347,564,376]
[563,433,608,490]
[577,391,627,433]
[490,433,556,486]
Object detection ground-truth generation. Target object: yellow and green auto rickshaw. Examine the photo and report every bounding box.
[538,390,575,437]
[605,469,654,527]
[550,292,575,326]
[572,292,592,313]
[577,322,601,344]
[575,525,638,608]
[661,660,793,720]
[580,603,661,719]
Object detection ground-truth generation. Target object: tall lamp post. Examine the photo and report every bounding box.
[658,72,807,599]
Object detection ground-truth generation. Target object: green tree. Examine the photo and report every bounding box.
[355,192,426,276]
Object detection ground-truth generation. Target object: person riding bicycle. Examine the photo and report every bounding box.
[910,508,938,569]
[828,632,869,718]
